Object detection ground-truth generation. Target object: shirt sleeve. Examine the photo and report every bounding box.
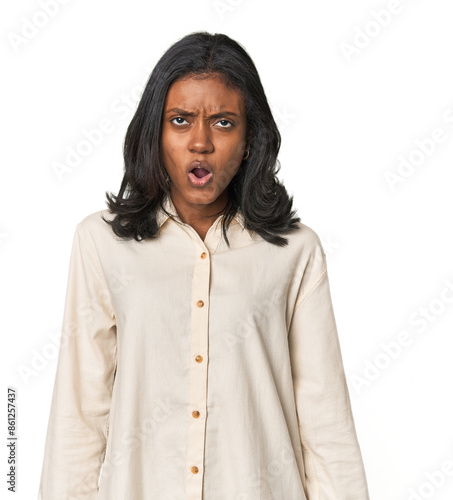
[288,249,370,500]
[38,223,117,500]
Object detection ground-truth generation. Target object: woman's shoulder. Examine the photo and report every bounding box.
[74,208,117,245]
[286,220,324,255]
[282,220,327,283]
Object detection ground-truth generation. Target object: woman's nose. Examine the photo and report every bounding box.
[188,122,214,154]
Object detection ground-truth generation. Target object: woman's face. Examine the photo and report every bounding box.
[161,73,247,211]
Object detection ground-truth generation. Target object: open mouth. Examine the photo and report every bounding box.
[190,167,211,178]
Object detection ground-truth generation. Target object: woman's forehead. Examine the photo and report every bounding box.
[165,76,245,114]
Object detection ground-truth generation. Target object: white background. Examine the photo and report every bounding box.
[2,1,453,499]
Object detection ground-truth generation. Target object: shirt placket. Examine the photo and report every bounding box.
[184,218,222,500]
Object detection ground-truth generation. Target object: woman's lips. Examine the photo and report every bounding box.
[187,168,213,187]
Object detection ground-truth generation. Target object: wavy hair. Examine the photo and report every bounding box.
[103,31,301,247]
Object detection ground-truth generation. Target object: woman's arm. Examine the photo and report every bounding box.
[288,245,370,500]
[38,223,117,500]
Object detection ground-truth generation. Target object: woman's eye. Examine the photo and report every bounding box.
[171,117,188,125]
[170,117,233,128]
[217,120,233,128]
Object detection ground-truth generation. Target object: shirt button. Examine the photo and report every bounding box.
[192,410,200,418]
[201,252,207,259]
[195,355,203,363]
[197,300,204,308]
[191,466,199,474]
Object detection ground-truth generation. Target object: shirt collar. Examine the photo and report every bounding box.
[156,192,253,240]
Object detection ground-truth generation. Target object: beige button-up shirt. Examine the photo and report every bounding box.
[38,192,370,500]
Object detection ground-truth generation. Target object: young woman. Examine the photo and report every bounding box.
[38,32,370,500]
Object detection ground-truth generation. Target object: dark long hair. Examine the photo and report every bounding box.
[103,31,301,247]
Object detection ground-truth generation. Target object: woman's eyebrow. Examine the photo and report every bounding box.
[165,107,239,119]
